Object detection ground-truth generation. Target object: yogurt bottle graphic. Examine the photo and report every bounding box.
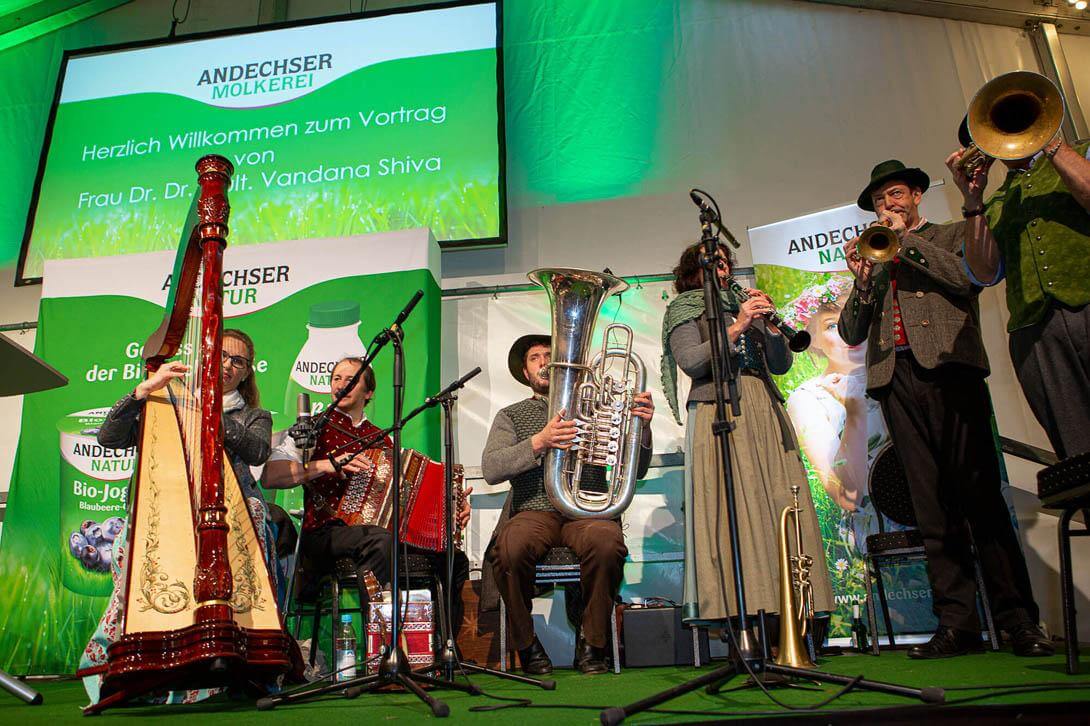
[279,301,367,512]
[58,408,133,596]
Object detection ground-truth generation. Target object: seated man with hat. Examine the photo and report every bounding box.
[837,160,1050,659]
[481,334,655,674]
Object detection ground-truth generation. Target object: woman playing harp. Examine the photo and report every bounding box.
[76,156,297,713]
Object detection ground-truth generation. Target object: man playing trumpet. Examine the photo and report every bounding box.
[839,160,1048,658]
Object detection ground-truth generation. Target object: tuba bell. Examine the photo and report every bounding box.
[529,268,647,520]
[856,224,900,264]
[775,485,816,669]
[958,70,1065,175]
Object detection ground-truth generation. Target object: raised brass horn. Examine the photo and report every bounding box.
[958,70,1065,175]
[857,225,900,264]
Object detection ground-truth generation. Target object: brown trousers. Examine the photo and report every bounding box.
[487,510,626,650]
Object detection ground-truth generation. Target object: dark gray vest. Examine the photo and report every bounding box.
[501,397,607,513]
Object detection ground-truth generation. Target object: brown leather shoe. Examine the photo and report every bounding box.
[573,635,609,675]
[517,636,553,675]
[907,626,983,659]
[1008,621,1054,657]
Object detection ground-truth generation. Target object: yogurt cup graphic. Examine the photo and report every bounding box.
[58,408,133,595]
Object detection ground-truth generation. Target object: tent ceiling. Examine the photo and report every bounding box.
[806,0,1090,36]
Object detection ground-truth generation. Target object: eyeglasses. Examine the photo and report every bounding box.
[221,351,252,370]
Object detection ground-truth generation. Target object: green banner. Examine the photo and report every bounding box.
[0,230,441,674]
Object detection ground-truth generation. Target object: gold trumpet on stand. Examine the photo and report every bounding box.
[775,486,817,669]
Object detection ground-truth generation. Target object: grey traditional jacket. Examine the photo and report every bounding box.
[838,220,989,392]
[97,392,273,499]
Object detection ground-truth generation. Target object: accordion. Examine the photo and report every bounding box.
[334,448,464,551]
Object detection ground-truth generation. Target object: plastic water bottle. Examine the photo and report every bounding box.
[334,614,357,682]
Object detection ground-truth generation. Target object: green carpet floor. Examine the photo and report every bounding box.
[3,651,1089,724]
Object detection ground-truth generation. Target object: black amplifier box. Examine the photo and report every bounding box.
[622,605,711,667]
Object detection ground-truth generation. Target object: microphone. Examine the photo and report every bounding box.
[374,289,425,347]
[688,189,711,213]
[292,393,314,469]
[688,188,741,249]
[392,289,424,332]
[427,367,482,405]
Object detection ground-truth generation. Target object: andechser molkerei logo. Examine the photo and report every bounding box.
[197,54,333,100]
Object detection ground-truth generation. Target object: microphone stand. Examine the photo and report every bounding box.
[0,671,41,706]
[599,192,940,725]
[260,295,477,715]
[260,361,553,713]
[413,370,555,690]
[305,290,424,445]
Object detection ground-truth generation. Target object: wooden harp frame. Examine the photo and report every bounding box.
[87,155,296,713]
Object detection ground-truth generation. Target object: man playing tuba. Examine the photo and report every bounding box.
[481,334,654,675]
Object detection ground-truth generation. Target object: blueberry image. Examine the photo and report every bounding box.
[101,517,124,542]
[80,544,101,570]
[83,523,104,546]
[69,532,88,558]
[80,519,97,536]
[95,544,113,571]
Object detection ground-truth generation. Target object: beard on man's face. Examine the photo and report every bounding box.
[527,367,550,395]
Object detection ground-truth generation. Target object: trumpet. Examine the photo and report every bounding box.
[856,224,900,264]
[775,485,816,669]
[958,70,1064,174]
[726,278,810,352]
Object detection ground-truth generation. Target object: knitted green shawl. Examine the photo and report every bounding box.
[660,287,739,424]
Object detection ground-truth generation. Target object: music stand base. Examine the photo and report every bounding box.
[0,669,41,705]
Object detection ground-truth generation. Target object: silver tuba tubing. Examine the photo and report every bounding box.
[528,268,646,520]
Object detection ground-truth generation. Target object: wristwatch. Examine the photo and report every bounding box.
[961,205,984,218]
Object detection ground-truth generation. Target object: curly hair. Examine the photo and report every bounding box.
[672,241,737,293]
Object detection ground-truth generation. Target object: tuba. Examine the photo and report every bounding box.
[775,485,816,669]
[529,268,647,520]
[958,70,1065,174]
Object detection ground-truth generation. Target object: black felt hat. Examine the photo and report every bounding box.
[507,334,551,386]
[857,160,931,212]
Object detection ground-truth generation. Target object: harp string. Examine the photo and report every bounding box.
[166,258,205,510]
[189,265,204,509]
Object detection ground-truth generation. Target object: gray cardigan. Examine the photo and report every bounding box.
[97,392,273,496]
[481,399,653,489]
[669,316,792,405]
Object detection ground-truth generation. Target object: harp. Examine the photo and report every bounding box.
[85,156,296,714]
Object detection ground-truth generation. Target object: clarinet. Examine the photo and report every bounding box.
[726,277,811,352]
